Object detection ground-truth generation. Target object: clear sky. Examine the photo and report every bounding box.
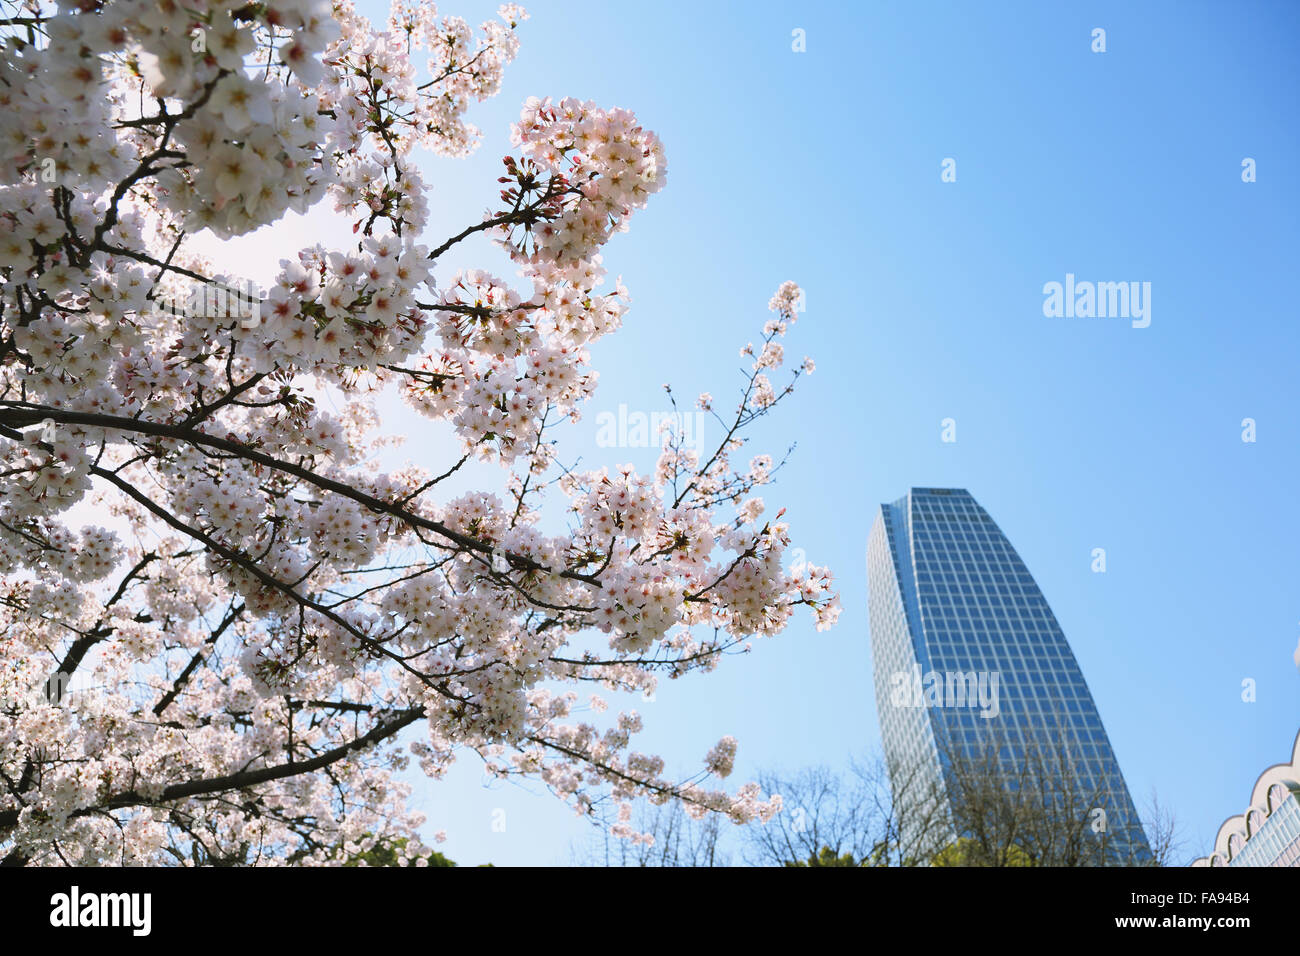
[203,0,1300,865]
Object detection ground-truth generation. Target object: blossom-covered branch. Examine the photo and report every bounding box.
[0,0,839,865]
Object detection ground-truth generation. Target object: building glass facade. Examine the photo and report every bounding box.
[867,487,1151,864]
[1197,732,1300,868]
[1228,790,1300,867]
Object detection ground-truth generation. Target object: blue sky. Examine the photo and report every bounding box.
[216,0,1300,864]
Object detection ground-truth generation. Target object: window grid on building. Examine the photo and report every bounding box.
[867,488,1151,863]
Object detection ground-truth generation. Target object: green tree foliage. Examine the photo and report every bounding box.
[341,835,458,867]
[784,845,861,867]
[930,836,1035,868]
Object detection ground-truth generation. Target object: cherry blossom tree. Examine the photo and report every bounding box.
[0,0,839,865]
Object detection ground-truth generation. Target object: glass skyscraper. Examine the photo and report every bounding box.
[866,487,1151,864]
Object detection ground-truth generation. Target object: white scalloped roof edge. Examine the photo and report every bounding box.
[1192,728,1300,867]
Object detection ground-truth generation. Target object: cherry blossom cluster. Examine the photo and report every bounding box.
[500,97,667,268]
